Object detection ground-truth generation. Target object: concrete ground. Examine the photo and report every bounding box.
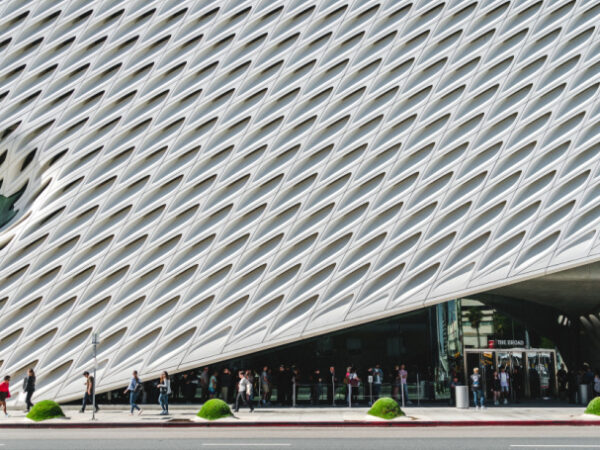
[1,426,600,449]
[1,404,598,426]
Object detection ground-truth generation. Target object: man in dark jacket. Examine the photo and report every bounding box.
[23,369,36,412]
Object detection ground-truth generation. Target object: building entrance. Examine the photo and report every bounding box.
[464,348,558,402]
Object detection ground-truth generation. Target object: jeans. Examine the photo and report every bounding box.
[373,383,381,400]
[401,383,409,403]
[81,392,98,412]
[25,390,34,411]
[473,389,484,407]
[158,392,168,413]
[235,392,253,411]
[130,391,141,413]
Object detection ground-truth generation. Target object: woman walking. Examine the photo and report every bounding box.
[157,371,170,415]
[124,370,143,415]
[23,369,36,412]
[0,376,11,417]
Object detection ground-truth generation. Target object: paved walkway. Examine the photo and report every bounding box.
[1,404,598,427]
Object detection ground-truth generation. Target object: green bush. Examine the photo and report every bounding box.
[368,397,405,420]
[197,399,233,421]
[26,400,65,422]
[585,397,600,416]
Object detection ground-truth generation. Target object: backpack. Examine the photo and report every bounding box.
[350,376,360,388]
[133,380,144,394]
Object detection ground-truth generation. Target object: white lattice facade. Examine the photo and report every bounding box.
[1,0,599,401]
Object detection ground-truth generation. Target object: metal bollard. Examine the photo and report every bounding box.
[332,376,336,406]
[348,384,352,408]
[292,380,296,408]
[417,373,420,407]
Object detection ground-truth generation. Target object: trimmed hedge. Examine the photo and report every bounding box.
[197,399,233,420]
[585,397,600,416]
[368,397,405,420]
[26,400,65,422]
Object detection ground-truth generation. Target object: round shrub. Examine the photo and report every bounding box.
[197,399,233,420]
[368,397,405,420]
[585,397,600,416]
[26,400,65,422]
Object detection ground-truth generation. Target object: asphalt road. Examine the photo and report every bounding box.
[1,427,600,449]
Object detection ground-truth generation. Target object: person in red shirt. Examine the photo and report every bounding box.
[0,375,11,417]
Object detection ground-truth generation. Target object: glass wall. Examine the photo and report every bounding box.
[90,298,560,405]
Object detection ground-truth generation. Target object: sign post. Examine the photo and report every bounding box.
[91,333,98,421]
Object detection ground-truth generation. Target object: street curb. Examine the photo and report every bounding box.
[0,420,599,428]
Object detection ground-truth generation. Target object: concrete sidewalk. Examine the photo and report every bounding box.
[1,404,599,427]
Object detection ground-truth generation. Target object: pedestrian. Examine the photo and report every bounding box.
[23,368,36,412]
[275,365,287,405]
[157,371,170,415]
[557,364,568,401]
[327,366,337,405]
[245,370,255,410]
[79,371,99,413]
[200,367,210,402]
[392,365,401,401]
[311,368,323,405]
[593,371,600,398]
[470,367,485,409]
[220,368,232,403]
[372,364,383,401]
[234,371,254,412]
[399,364,412,405]
[124,370,143,415]
[209,371,218,399]
[0,376,11,417]
[492,371,501,405]
[499,367,510,404]
[348,367,360,406]
[449,375,460,406]
[260,366,270,405]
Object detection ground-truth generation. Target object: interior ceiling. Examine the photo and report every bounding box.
[485,261,600,316]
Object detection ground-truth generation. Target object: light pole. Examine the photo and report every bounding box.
[91,333,98,421]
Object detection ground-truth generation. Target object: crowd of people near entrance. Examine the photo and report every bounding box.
[1,361,599,417]
[460,362,600,409]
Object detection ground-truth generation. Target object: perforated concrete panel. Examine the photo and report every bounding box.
[1,0,600,401]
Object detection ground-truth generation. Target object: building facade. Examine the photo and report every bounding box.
[1,0,599,402]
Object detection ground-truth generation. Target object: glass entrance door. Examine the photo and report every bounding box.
[465,348,557,402]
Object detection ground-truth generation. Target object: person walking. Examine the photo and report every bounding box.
[208,371,218,399]
[234,371,254,412]
[593,371,600,399]
[499,367,510,404]
[557,364,568,401]
[399,364,412,405]
[220,368,232,403]
[0,376,11,417]
[470,367,485,409]
[311,368,323,405]
[372,364,383,401]
[124,370,143,415]
[260,366,270,405]
[492,371,501,405]
[23,368,36,412]
[200,367,210,402]
[79,371,99,413]
[157,371,170,415]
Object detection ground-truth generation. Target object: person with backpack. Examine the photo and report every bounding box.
[0,375,11,417]
[23,368,36,412]
[124,370,143,415]
[157,371,171,415]
[79,371,99,413]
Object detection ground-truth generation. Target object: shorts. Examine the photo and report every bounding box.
[501,385,509,392]
[0,392,7,401]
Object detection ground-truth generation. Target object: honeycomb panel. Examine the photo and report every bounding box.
[0,0,599,401]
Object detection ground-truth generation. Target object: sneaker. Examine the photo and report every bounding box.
[482,406,487,410]
[503,399,508,405]
[79,409,85,413]
[475,406,479,410]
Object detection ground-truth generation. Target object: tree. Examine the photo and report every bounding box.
[467,307,483,348]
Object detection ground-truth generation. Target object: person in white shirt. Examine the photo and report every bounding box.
[499,367,510,405]
[234,371,254,412]
[157,371,171,415]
